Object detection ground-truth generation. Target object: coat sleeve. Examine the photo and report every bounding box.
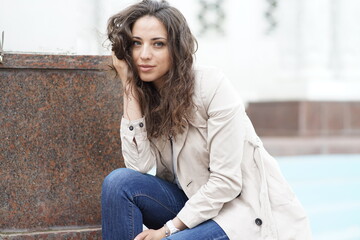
[120,117,156,173]
[177,69,246,228]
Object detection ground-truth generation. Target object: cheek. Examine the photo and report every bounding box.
[166,61,172,72]
[164,52,171,70]
[132,49,139,60]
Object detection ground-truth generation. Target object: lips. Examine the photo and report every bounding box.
[138,64,155,72]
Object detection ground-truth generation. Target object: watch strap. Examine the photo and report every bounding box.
[165,220,180,235]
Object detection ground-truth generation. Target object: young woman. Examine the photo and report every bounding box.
[101,1,312,239]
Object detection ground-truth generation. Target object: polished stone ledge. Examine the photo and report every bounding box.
[0,226,101,240]
[0,53,111,70]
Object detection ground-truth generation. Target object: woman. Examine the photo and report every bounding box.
[101,0,312,239]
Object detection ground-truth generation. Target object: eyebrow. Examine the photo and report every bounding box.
[133,36,167,41]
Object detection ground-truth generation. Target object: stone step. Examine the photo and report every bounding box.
[0,227,101,240]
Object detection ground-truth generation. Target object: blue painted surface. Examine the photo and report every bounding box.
[277,154,360,240]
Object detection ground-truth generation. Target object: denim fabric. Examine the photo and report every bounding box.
[101,168,229,240]
[164,220,229,240]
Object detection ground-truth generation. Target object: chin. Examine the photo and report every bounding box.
[139,74,157,83]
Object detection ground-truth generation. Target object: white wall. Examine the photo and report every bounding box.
[1,0,359,102]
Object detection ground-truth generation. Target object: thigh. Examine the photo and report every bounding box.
[104,168,188,229]
[163,220,229,240]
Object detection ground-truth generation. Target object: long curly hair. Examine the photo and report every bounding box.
[107,0,197,139]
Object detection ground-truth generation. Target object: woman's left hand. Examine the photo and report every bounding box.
[134,228,166,240]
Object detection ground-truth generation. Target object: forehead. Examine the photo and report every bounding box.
[132,15,167,37]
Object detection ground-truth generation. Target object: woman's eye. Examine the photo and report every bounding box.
[133,41,141,46]
[154,42,165,47]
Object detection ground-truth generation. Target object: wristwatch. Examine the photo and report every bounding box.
[164,220,180,236]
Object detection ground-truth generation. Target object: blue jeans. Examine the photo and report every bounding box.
[101,168,229,240]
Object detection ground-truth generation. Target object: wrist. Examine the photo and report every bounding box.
[164,220,180,236]
[162,225,169,238]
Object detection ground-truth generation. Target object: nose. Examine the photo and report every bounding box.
[140,45,152,60]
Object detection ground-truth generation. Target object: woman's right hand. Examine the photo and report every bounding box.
[112,51,129,85]
[112,51,142,119]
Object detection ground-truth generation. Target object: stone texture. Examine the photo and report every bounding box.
[0,54,123,236]
[0,54,108,70]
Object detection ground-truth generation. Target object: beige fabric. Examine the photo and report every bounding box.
[120,66,312,240]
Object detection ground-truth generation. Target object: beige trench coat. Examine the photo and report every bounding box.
[120,66,312,240]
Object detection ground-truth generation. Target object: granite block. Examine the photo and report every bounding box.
[0,54,123,234]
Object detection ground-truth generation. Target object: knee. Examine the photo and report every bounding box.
[102,168,140,194]
[103,168,134,188]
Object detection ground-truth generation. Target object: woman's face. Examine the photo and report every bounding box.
[131,15,171,88]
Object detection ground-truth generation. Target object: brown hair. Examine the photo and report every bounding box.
[107,0,197,138]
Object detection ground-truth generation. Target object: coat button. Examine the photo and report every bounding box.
[129,125,134,131]
[139,122,144,128]
[255,218,262,226]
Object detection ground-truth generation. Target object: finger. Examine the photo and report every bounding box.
[144,230,155,240]
[134,230,150,240]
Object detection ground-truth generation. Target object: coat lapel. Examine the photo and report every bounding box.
[172,120,189,165]
[151,120,189,177]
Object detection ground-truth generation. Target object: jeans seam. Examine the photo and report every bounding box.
[213,235,228,240]
[132,193,178,215]
[129,202,133,240]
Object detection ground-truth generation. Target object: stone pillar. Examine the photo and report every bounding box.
[0,54,124,239]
